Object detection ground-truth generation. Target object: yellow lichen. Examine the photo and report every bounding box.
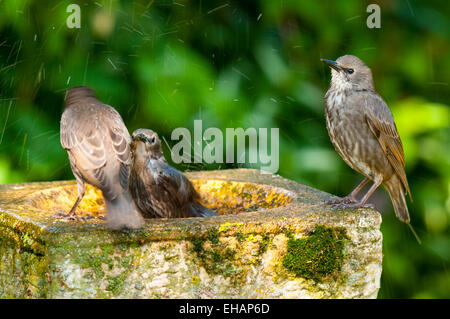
[191,275,200,286]
[218,222,243,233]
[191,180,294,215]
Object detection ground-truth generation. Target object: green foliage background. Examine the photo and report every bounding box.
[0,0,449,298]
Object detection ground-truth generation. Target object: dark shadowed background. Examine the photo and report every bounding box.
[0,0,449,298]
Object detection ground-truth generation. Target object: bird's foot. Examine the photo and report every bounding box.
[324,195,358,205]
[331,202,375,210]
[55,211,86,222]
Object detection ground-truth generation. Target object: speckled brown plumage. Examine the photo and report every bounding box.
[60,86,144,229]
[321,55,411,223]
[129,128,217,218]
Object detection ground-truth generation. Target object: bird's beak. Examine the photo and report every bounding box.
[321,58,341,72]
[133,133,147,142]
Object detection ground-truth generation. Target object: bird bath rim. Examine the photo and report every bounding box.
[0,169,379,247]
[0,169,342,247]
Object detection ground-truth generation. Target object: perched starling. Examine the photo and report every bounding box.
[321,55,412,224]
[60,86,144,229]
[129,128,217,218]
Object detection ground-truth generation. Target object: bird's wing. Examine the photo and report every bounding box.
[60,102,132,191]
[106,107,132,165]
[60,107,106,170]
[363,93,411,199]
[148,159,202,217]
[153,161,187,202]
[106,107,132,189]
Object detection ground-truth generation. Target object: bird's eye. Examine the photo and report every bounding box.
[150,137,156,144]
[347,68,354,74]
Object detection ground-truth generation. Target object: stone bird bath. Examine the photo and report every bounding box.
[0,169,382,298]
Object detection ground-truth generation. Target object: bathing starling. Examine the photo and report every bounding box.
[321,55,412,224]
[60,86,145,229]
[129,128,217,218]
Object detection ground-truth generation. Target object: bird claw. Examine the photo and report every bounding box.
[324,195,358,205]
[324,196,376,210]
[330,202,375,210]
[55,211,86,222]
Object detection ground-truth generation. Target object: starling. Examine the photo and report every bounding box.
[321,55,412,225]
[129,128,217,218]
[60,86,145,230]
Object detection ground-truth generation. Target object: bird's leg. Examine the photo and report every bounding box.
[68,181,85,218]
[56,178,86,221]
[334,178,382,210]
[325,178,370,205]
[345,177,370,202]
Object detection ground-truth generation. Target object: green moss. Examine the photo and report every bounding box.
[211,250,222,262]
[119,255,132,268]
[189,227,272,285]
[189,228,242,282]
[106,272,127,294]
[236,232,246,242]
[207,228,220,245]
[282,225,347,281]
[258,234,270,255]
[224,247,236,259]
[283,228,294,239]
[192,238,206,256]
[58,242,141,296]
[117,244,127,251]
[0,225,50,298]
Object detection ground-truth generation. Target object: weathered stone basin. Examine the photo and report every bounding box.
[0,169,382,298]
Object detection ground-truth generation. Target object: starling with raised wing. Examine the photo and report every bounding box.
[129,128,217,218]
[60,86,145,230]
[321,55,413,226]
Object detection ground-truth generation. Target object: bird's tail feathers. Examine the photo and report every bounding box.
[385,176,421,244]
[105,191,145,230]
[192,203,218,217]
[385,175,410,223]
